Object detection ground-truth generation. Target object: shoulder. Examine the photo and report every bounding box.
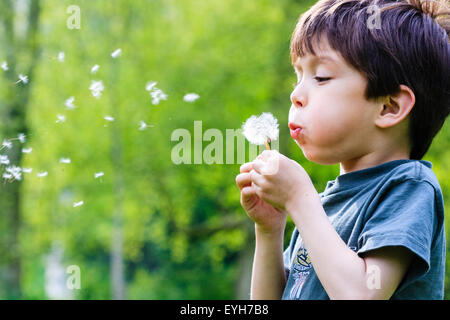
[370,160,445,230]
[386,160,441,194]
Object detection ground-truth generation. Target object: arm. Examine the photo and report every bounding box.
[288,193,413,300]
[250,225,286,300]
[236,161,288,299]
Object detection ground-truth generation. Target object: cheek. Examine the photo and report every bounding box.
[308,98,369,146]
[307,107,348,143]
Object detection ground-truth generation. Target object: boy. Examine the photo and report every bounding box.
[236,0,449,299]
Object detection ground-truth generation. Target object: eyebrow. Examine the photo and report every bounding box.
[294,55,337,69]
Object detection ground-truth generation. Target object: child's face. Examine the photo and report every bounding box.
[288,41,383,165]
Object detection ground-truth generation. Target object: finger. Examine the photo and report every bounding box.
[241,185,256,198]
[240,162,253,173]
[252,158,265,174]
[241,185,258,207]
[249,169,264,187]
[235,172,252,190]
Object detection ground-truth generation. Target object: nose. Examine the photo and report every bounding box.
[290,87,306,108]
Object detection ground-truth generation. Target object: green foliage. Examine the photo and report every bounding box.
[1,0,311,299]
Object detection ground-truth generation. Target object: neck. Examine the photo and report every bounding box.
[339,148,410,175]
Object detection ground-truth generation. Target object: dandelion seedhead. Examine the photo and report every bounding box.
[242,112,279,149]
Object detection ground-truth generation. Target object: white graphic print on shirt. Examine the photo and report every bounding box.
[289,242,312,299]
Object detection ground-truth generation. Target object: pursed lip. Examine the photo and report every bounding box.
[288,122,303,140]
[288,122,302,130]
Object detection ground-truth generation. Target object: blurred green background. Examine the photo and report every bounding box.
[0,0,448,299]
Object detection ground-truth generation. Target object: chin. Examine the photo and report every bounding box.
[299,145,340,165]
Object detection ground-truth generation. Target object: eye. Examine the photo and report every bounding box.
[314,77,331,83]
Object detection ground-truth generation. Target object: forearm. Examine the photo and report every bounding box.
[250,225,286,300]
[288,194,369,300]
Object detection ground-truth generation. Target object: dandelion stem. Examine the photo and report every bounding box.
[265,139,270,150]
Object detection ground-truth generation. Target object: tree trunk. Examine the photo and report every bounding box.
[235,229,255,299]
[108,64,127,299]
[0,0,41,299]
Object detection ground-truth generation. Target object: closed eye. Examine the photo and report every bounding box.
[314,77,331,83]
[293,77,331,87]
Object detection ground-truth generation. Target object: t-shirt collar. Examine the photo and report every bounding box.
[323,159,432,194]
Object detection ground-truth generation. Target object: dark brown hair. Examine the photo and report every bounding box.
[290,0,450,159]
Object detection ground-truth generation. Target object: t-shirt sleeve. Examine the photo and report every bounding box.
[357,179,438,285]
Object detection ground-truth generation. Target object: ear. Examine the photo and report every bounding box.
[375,85,415,129]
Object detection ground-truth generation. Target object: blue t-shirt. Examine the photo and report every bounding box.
[282,159,446,300]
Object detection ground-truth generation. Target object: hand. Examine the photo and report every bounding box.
[250,150,316,213]
[236,161,287,235]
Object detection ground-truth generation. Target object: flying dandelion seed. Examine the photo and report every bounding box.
[58,52,65,62]
[0,155,10,165]
[145,81,167,105]
[18,133,26,143]
[22,148,32,154]
[56,114,66,123]
[2,173,13,180]
[138,121,154,131]
[104,116,115,122]
[1,61,8,71]
[64,97,76,109]
[22,168,32,173]
[60,158,71,164]
[90,80,104,99]
[139,121,147,130]
[17,74,28,84]
[5,166,22,181]
[111,48,122,58]
[2,140,12,149]
[242,112,279,150]
[91,64,100,74]
[73,201,84,207]
[150,88,168,105]
[183,93,200,102]
[94,171,104,179]
[145,81,157,91]
[37,171,48,178]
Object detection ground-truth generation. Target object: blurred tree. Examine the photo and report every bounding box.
[0,0,41,299]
